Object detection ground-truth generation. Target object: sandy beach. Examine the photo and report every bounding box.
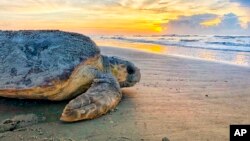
[0,46,250,141]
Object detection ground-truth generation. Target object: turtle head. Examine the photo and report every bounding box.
[108,56,141,87]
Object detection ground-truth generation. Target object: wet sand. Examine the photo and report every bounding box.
[0,46,250,141]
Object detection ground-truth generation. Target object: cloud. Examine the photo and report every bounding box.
[167,14,217,27]
[218,13,241,29]
[163,14,219,34]
[164,13,249,35]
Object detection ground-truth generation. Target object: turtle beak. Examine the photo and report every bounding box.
[120,66,141,87]
[130,67,141,85]
[134,67,141,83]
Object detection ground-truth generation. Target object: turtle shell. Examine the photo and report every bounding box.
[0,30,100,89]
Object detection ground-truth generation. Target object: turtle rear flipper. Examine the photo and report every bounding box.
[60,73,122,122]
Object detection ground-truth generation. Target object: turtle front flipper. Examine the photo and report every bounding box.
[60,73,122,122]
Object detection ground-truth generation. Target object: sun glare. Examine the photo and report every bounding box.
[154,26,163,32]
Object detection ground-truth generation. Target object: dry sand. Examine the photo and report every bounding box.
[0,46,250,141]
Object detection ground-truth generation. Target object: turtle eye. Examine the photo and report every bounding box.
[127,66,135,74]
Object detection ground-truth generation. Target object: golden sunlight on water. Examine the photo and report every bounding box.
[234,53,248,66]
[95,39,167,54]
[198,51,216,61]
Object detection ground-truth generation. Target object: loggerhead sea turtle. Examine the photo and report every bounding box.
[0,30,140,122]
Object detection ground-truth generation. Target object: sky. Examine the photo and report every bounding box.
[0,0,250,35]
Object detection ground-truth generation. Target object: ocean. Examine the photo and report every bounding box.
[93,35,250,67]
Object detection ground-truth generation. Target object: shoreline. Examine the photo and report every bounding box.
[100,45,250,68]
[95,38,250,68]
